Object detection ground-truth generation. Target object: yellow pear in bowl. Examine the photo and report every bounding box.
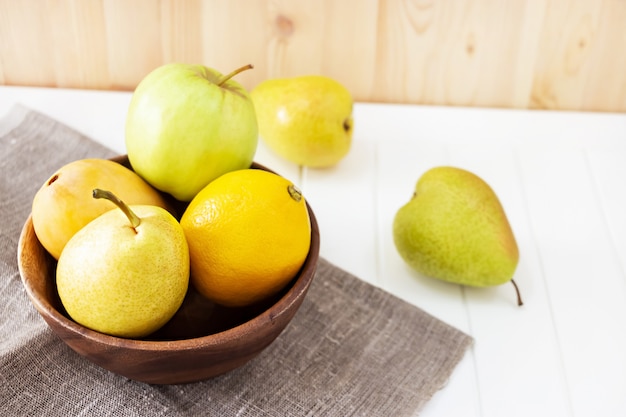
[392,166,522,305]
[32,158,170,260]
[251,75,353,167]
[56,189,189,338]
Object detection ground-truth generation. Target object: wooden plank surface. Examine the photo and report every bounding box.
[1,0,625,112]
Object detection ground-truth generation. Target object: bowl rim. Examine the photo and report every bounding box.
[17,162,320,352]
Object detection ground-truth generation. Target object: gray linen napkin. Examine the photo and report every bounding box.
[0,105,473,416]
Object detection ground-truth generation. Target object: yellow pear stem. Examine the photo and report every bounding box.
[216,64,253,87]
[92,189,141,230]
[511,279,523,306]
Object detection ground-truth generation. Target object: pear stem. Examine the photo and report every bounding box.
[92,189,141,230]
[216,64,253,87]
[511,279,523,306]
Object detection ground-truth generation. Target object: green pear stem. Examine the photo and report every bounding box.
[92,189,141,231]
[511,279,523,306]
[216,64,253,87]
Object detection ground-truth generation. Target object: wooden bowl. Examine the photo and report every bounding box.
[17,156,320,384]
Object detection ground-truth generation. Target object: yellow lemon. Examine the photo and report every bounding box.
[180,169,311,307]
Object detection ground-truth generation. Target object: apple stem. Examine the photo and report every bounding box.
[216,64,254,87]
[92,189,141,231]
[511,279,523,306]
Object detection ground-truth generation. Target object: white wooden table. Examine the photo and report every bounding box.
[2,86,625,417]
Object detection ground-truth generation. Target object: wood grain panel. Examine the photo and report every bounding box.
[0,0,624,112]
[372,0,539,107]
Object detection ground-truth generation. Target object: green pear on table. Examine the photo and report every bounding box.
[125,63,258,202]
[392,166,522,305]
[56,189,190,338]
[251,75,353,168]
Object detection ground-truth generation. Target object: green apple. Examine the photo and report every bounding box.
[251,75,353,167]
[393,166,522,305]
[56,189,189,338]
[125,63,258,202]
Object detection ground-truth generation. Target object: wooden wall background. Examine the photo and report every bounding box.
[0,0,625,112]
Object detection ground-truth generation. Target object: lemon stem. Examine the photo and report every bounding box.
[216,64,254,87]
[287,184,303,202]
[92,189,141,230]
[511,279,523,306]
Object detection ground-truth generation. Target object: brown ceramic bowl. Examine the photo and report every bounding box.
[17,156,320,384]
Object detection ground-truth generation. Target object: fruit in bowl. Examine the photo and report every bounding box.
[125,63,258,202]
[56,188,190,339]
[17,156,320,384]
[181,168,312,307]
[31,158,171,260]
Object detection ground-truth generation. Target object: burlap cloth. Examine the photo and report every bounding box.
[0,105,473,416]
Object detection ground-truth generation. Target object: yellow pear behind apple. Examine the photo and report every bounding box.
[56,189,189,338]
[32,158,171,260]
[251,75,353,167]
